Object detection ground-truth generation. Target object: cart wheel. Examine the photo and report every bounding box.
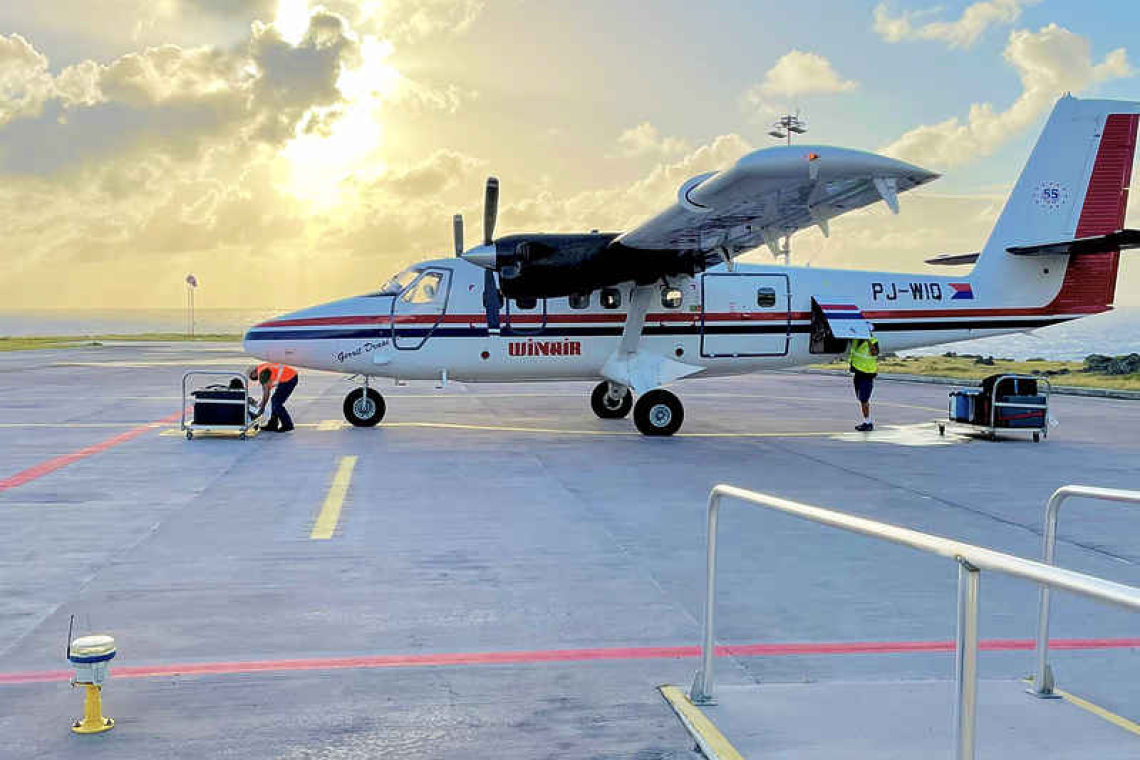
[1033,432,1040,443]
[938,424,945,436]
[239,432,247,440]
[185,431,193,440]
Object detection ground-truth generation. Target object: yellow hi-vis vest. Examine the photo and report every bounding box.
[848,338,879,374]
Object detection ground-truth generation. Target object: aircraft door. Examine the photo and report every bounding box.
[392,268,452,350]
[700,273,790,357]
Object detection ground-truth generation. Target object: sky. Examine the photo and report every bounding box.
[1,0,1139,310]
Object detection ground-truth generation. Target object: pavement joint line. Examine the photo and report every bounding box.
[658,685,744,760]
[154,422,848,437]
[0,408,187,493]
[3,637,1139,686]
[1022,678,1140,737]
[310,455,357,540]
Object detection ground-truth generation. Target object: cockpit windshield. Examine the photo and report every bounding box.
[370,267,422,296]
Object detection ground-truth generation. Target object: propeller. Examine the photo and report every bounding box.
[483,176,499,245]
[457,176,500,269]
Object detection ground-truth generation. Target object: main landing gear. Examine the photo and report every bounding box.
[344,385,386,427]
[590,382,684,436]
[633,389,684,436]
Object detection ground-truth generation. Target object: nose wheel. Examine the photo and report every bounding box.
[633,389,684,436]
[590,381,632,419]
[343,387,386,427]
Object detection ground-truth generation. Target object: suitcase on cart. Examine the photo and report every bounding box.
[192,387,247,426]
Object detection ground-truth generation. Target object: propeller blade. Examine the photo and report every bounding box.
[483,176,499,245]
[453,214,463,256]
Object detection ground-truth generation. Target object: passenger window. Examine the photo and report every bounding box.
[568,292,590,310]
[600,288,622,309]
[514,297,537,310]
[757,287,777,308]
[402,272,444,304]
[661,287,683,309]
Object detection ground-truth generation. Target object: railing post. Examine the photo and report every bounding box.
[690,489,721,705]
[1030,489,1067,698]
[955,558,980,760]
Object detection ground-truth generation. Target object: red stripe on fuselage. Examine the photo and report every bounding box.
[253,306,1096,331]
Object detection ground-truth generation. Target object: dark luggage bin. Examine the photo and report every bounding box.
[995,395,1046,428]
[192,388,247,426]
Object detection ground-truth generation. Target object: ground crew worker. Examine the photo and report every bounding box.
[249,362,298,432]
[847,333,880,432]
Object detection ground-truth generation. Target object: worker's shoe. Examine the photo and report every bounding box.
[263,418,280,432]
[855,422,874,432]
[278,423,294,433]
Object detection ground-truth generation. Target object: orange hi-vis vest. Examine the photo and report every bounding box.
[257,362,297,385]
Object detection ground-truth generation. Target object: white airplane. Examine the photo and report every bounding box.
[245,96,1139,435]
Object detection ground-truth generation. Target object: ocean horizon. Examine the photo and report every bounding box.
[2,306,1138,363]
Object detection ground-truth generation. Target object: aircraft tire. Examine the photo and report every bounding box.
[590,382,632,419]
[633,389,683,436]
[343,387,386,427]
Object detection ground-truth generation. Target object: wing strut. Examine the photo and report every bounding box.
[601,285,703,394]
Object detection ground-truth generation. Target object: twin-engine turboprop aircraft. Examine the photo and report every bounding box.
[245,96,1140,435]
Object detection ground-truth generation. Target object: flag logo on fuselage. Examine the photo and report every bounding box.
[949,283,974,300]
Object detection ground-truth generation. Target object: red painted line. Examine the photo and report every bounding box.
[0,410,186,494]
[3,637,1137,685]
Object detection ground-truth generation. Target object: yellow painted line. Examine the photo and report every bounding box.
[381,421,842,438]
[310,456,358,540]
[658,685,744,760]
[1056,687,1140,737]
[1022,678,1140,737]
[317,420,343,431]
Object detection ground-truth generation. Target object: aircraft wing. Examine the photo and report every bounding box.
[615,145,939,259]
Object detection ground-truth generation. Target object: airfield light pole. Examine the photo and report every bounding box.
[767,112,808,265]
[185,274,197,339]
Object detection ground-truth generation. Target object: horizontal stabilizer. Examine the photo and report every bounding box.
[925,252,981,266]
[1006,229,1140,256]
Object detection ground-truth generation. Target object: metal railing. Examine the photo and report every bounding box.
[690,484,1140,760]
[1030,484,1140,698]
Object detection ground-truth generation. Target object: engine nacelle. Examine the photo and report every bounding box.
[490,233,700,299]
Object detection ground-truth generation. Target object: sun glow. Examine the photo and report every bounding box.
[274,5,402,209]
[274,0,311,45]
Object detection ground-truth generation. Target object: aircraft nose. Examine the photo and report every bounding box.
[243,317,276,361]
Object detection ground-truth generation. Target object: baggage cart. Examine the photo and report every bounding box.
[938,373,1051,442]
[181,370,261,440]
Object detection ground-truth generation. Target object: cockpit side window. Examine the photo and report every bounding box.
[401,272,445,304]
[369,267,422,296]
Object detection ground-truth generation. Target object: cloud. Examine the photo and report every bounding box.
[880,24,1134,169]
[0,34,54,126]
[614,122,690,158]
[873,0,1042,49]
[741,50,858,117]
[371,148,486,198]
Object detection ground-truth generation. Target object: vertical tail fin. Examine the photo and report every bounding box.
[972,95,1140,314]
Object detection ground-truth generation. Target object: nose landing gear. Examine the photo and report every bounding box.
[344,385,386,427]
[590,381,633,419]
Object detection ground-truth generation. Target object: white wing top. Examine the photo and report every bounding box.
[615,145,939,257]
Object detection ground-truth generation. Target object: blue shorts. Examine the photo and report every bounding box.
[853,372,875,403]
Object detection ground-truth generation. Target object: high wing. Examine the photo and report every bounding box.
[615,145,939,259]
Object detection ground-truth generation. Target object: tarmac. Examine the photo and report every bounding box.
[1,341,1139,758]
